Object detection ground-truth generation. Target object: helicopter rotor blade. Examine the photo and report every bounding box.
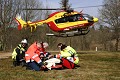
[23,8,64,10]
[23,0,72,12]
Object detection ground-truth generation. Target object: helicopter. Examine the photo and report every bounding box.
[15,0,98,37]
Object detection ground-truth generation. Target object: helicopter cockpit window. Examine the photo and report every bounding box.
[55,14,83,24]
[82,14,93,21]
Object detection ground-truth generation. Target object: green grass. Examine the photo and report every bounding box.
[0,51,120,80]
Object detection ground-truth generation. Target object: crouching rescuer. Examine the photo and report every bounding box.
[12,39,28,66]
[55,43,79,69]
[25,42,46,71]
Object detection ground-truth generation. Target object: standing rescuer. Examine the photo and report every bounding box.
[12,39,28,66]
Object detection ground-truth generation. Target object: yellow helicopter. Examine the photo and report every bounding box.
[15,0,98,37]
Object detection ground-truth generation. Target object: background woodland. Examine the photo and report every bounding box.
[0,0,120,51]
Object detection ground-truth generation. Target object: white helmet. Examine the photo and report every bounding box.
[21,39,27,44]
[43,42,49,48]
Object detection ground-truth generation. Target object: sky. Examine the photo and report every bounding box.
[41,0,104,17]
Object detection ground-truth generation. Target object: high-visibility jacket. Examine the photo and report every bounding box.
[25,42,42,64]
[59,46,79,64]
[12,44,26,60]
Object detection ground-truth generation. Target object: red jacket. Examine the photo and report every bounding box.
[25,42,42,63]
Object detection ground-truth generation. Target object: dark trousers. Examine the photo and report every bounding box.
[16,53,24,62]
[27,61,40,71]
[13,54,24,66]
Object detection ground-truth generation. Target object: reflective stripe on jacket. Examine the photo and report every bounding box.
[60,46,76,57]
[25,42,42,63]
[12,48,17,60]
[12,44,26,60]
[60,46,79,64]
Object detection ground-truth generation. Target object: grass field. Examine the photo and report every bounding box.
[0,51,120,80]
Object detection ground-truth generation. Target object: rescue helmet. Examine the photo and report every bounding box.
[43,42,49,48]
[21,39,27,44]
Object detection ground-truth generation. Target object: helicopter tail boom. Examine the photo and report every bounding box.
[15,16,46,32]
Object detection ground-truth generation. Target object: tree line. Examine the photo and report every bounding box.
[0,0,119,51]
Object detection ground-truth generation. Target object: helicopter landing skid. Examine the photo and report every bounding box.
[46,29,90,37]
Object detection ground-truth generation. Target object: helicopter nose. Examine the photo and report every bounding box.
[93,17,98,22]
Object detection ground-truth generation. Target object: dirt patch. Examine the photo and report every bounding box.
[0,52,11,59]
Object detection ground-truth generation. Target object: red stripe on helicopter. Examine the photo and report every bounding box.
[14,18,22,30]
[47,21,64,32]
[47,21,94,32]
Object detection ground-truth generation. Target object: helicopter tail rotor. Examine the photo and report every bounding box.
[15,15,36,32]
[15,15,27,30]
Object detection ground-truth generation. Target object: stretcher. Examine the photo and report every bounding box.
[44,58,75,70]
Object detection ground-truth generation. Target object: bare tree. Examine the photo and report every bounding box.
[0,0,45,51]
[97,26,113,51]
[99,0,120,51]
[60,0,71,9]
[0,0,22,50]
[17,0,44,43]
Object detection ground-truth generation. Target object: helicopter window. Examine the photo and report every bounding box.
[55,14,83,24]
[75,14,83,21]
[82,14,93,20]
[67,14,83,22]
[55,17,68,23]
